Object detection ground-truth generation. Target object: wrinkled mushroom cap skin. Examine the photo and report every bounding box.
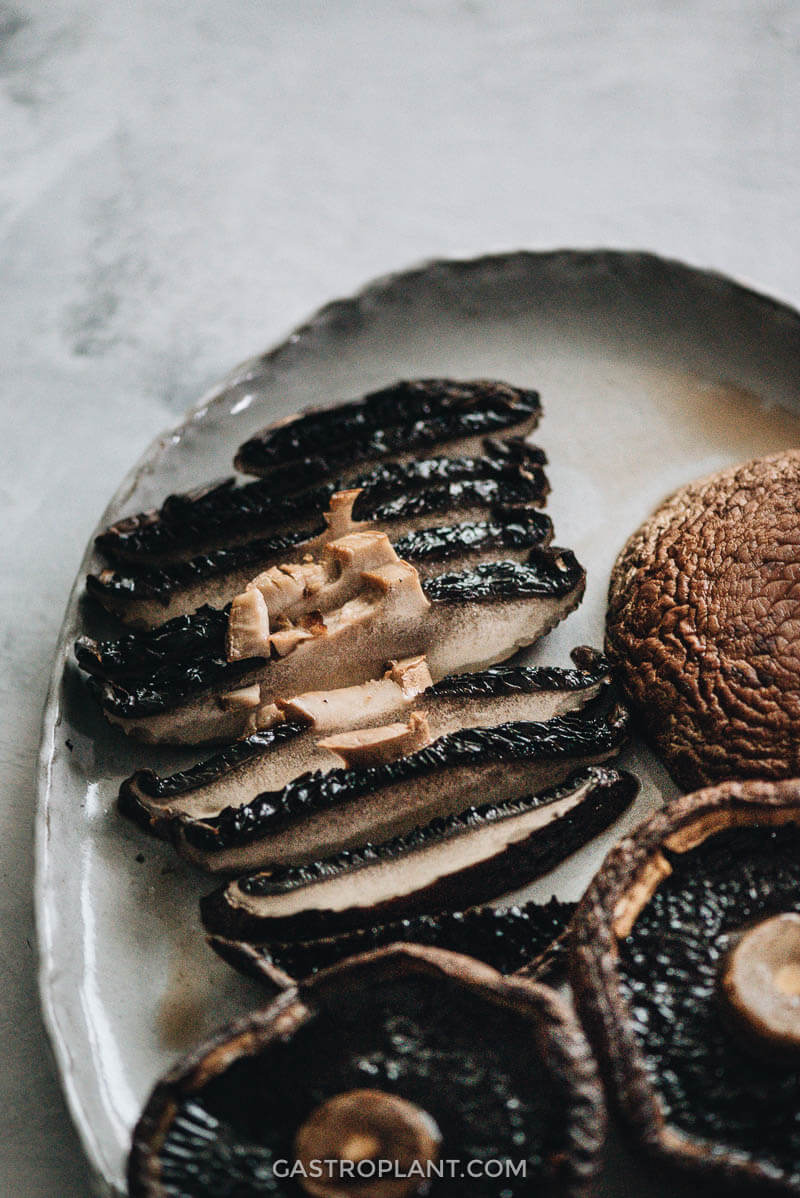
[606,451,800,789]
[570,778,800,1195]
[128,944,606,1198]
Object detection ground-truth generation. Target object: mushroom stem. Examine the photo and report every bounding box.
[293,1088,441,1198]
[719,912,800,1060]
[776,963,800,997]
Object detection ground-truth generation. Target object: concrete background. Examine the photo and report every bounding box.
[2,2,799,1192]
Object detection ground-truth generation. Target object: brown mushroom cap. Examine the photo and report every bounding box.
[606,450,800,789]
[128,945,606,1198]
[720,913,800,1060]
[570,778,800,1195]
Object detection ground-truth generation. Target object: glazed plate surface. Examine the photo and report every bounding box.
[36,250,800,1196]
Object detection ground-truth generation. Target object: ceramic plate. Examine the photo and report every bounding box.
[36,250,800,1196]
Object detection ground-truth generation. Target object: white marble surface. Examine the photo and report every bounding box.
[3,2,800,1193]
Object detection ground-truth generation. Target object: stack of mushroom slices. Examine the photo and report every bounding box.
[74,378,644,1197]
[77,378,638,978]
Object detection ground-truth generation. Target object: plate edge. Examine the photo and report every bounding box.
[33,246,800,1195]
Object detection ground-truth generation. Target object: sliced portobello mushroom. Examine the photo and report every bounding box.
[181,700,630,879]
[91,509,553,630]
[128,944,605,1198]
[607,449,800,790]
[120,647,610,836]
[80,538,568,685]
[79,550,587,745]
[234,377,541,478]
[180,701,631,877]
[89,469,551,628]
[208,897,577,997]
[570,778,800,1195]
[199,761,635,927]
[96,431,545,568]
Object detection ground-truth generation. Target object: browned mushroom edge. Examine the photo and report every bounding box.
[234,378,541,479]
[129,944,606,1198]
[205,896,578,998]
[570,779,800,1195]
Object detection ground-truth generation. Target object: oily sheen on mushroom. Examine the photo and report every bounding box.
[176,701,631,875]
[234,378,542,478]
[208,898,577,997]
[128,945,605,1198]
[570,779,800,1195]
[78,549,587,744]
[119,648,611,836]
[89,463,551,628]
[607,450,800,788]
[200,764,636,937]
[95,401,544,567]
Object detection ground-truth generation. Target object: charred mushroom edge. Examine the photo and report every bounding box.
[205,897,578,997]
[570,778,800,1194]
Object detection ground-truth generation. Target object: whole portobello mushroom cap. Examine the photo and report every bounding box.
[570,778,800,1194]
[129,944,606,1198]
[606,450,800,788]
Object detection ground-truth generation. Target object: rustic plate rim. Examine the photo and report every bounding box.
[34,246,800,1196]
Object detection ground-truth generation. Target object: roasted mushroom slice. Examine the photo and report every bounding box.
[80,539,572,684]
[607,449,800,789]
[89,468,551,628]
[571,778,800,1194]
[199,762,635,928]
[128,945,605,1198]
[96,435,546,568]
[99,477,334,567]
[80,550,586,744]
[393,509,551,571]
[234,378,541,478]
[91,509,553,630]
[181,705,630,876]
[208,898,577,996]
[120,648,610,835]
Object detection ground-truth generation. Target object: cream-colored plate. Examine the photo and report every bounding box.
[36,251,800,1196]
